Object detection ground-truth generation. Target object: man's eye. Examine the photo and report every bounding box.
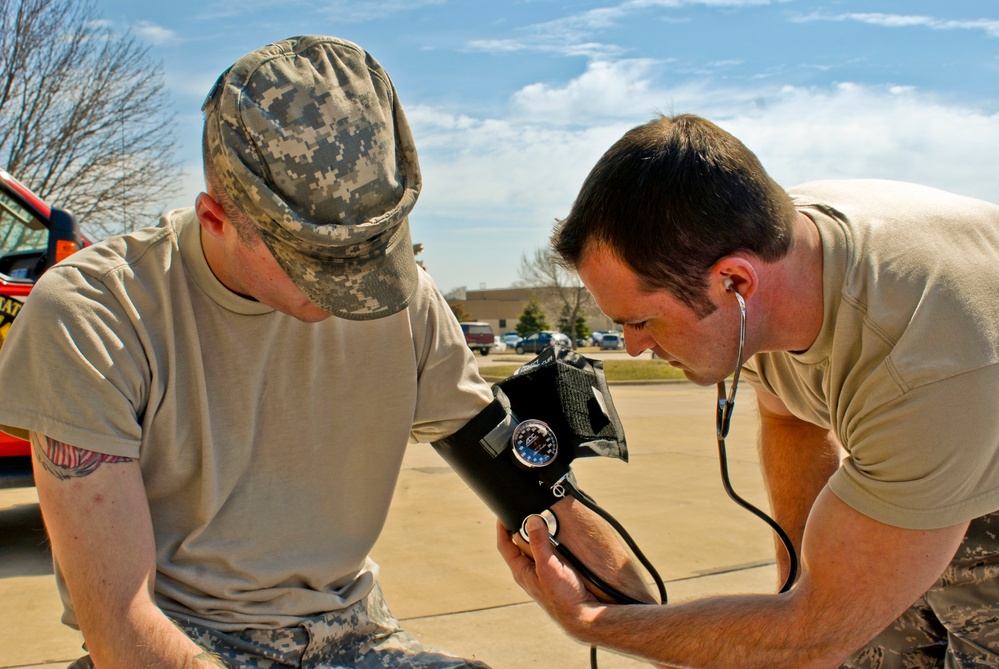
[629,321,647,331]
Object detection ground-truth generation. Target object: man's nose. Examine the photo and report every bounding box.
[623,326,652,357]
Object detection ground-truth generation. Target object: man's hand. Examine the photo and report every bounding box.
[497,484,969,669]
[497,516,606,639]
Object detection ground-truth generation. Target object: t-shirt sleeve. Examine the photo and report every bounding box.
[0,265,148,457]
[408,275,492,444]
[829,364,999,530]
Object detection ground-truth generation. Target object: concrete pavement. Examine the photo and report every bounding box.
[0,361,778,668]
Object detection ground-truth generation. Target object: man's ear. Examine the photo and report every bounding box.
[710,256,758,300]
[195,192,227,239]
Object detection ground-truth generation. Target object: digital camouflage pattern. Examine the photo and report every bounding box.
[202,36,422,321]
[842,511,999,668]
[68,585,490,668]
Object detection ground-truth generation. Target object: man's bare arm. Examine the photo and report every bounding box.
[756,388,842,583]
[501,485,967,669]
[33,436,135,480]
[544,495,658,604]
[31,432,228,668]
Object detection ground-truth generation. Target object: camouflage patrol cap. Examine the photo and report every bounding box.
[202,36,422,320]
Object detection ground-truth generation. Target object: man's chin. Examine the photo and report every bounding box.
[661,358,729,387]
[679,368,728,387]
[683,371,716,387]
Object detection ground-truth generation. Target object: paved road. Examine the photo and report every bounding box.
[0,373,776,669]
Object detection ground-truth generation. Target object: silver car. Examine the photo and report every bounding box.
[599,333,623,350]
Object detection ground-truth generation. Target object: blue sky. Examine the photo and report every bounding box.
[94,0,999,294]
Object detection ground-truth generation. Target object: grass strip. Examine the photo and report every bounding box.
[480,358,687,382]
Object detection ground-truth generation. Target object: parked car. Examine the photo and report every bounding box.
[460,321,496,356]
[599,332,623,350]
[0,168,88,488]
[502,331,521,347]
[515,330,571,355]
[492,335,507,352]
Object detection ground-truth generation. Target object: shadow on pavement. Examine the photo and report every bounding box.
[0,501,53,578]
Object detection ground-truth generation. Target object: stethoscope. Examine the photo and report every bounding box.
[577,287,798,669]
[553,287,799,669]
[715,287,798,593]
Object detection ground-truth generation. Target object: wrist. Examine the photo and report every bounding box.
[564,601,609,641]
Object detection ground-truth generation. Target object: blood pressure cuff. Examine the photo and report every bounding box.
[432,346,628,531]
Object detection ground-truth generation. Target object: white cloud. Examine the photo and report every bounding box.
[465,37,624,59]
[133,21,179,46]
[467,0,785,57]
[406,66,999,289]
[417,65,999,210]
[316,0,447,22]
[795,12,999,38]
[410,110,618,219]
[511,59,661,122]
[722,84,999,200]
[630,0,778,6]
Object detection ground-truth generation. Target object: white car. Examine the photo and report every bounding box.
[599,333,623,350]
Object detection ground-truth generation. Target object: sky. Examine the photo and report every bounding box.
[93,0,999,295]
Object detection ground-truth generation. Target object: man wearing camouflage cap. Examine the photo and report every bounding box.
[0,36,503,668]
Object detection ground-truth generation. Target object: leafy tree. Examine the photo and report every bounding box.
[568,313,590,344]
[449,301,472,323]
[557,305,591,348]
[0,0,181,238]
[516,294,549,337]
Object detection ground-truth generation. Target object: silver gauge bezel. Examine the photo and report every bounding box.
[511,419,558,468]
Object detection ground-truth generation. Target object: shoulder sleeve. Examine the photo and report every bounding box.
[0,264,148,457]
[830,364,999,530]
[408,272,492,444]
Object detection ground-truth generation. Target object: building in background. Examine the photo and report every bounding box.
[446,286,615,336]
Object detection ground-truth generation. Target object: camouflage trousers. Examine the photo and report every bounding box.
[842,510,999,668]
[67,583,491,668]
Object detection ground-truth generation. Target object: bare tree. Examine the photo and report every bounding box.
[0,0,181,238]
[517,246,592,344]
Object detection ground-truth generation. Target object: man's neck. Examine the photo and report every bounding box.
[755,212,825,355]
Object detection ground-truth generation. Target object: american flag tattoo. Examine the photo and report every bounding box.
[30,432,134,480]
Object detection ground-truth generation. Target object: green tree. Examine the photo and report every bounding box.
[516,294,549,337]
[449,301,472,323]
[573,314,591,344]
[557,305,591,348]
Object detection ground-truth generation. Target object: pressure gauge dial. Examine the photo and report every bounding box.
[511,419,558,468]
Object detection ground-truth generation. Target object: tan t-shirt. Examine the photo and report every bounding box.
[744,180,999,530]
[0,208,492,629]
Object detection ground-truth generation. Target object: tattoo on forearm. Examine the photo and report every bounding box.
[30,432,134,480]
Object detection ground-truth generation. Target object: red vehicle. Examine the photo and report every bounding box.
[0,169,87,487]
[460,321,496,356]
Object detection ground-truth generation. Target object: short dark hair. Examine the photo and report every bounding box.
[553,114,796,316]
